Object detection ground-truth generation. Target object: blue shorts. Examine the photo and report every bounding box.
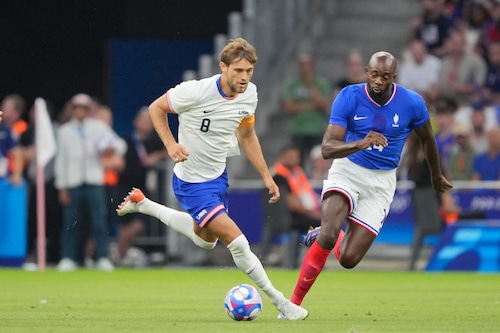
[172,170,229,228]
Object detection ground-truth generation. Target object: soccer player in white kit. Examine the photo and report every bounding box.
[117,38,308,320]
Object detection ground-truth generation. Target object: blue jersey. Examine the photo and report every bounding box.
[329,83,429,170]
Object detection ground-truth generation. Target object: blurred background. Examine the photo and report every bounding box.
[1,0,499,273]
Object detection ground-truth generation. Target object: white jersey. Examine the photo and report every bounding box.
[167,74,257,182]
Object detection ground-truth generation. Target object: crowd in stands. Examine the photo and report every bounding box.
[0,92,168,271]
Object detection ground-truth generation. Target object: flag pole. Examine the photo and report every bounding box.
[34,97,56,271]
[36,164,46,271]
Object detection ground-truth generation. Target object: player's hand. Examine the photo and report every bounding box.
[265,179,280,204]
[0,110,3,123]
[168,143,189,163]
[432,175,453,193]
[359,131,388,150]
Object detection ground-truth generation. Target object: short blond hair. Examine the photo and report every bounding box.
[220,38,258,66]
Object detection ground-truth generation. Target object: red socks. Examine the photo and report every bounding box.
[334,230,345,260]
[290,241,332,305]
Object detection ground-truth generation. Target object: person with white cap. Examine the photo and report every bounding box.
[54,93,126,272]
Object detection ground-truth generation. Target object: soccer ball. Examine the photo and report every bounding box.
[224,284,263,321]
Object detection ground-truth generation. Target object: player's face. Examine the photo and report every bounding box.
[365,65,396,100]
[220,57,254,96]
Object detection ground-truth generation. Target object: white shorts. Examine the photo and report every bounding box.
[322,158,397,235]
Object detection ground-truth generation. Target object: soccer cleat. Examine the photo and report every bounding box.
[277,300,309,320]
[116,187,146,216]
[303,226,321,247]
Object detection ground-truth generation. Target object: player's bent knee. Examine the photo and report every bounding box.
[193,234,218,250]
[338,251,362,269]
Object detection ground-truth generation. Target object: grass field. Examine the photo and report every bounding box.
[1,268,499,333]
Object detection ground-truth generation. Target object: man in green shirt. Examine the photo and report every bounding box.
[282,54,332,162]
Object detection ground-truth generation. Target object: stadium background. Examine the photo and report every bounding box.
[0,0,498,272]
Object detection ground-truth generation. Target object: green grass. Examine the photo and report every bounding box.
[1,268,499,333]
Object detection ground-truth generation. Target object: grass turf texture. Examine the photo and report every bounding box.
[1,269,499,333]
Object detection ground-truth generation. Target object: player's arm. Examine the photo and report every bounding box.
[236,117,280,203]
[321,124,388,159]
[414,120,453,193]
[148,93,188,162]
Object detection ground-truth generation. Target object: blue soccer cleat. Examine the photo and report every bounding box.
[303,226,321,247]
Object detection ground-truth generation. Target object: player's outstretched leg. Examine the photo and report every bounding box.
[117,187,216,250]
[227,234,309,320]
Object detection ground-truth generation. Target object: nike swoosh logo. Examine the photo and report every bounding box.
[303,277,315,282]
[203,110,213,113]
[354,115,367,120]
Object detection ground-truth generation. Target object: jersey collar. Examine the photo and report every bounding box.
[364,83,397,107]
[216,75,237,100]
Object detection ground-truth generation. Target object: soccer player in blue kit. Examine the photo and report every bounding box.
[282,51,453,312]
[117,38,308,320]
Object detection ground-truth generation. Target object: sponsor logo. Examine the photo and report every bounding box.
[203,110,213,114]
[354,115,367,121]
[239,110,250,116]
[196,209,208,220]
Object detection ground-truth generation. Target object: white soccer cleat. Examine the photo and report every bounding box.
[116,187,146,216]
[277,300,309,320]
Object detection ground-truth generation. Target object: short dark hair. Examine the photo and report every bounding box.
[279,142,300,155]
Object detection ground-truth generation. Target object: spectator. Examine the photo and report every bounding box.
[483,40,500,105]
[1,94,28,140]
[308,144,332,182]
[114,107,168,266]
[447,122,476,180]
[398,39,442,100]
[458,0,491,56]
[411,0,455,57]
[469,106,492,154]
[84,105,126,268]
[432,29,487,105]
[266,143,321,268]
[472,126,500,180]
[0,116,23,186]
[282,54,332,162]
[334,50,366,95]
[1,94,28,178]
[272,143,321,232]
[54,93,126,272]
[485,0,500,45]
[434,96,459,165]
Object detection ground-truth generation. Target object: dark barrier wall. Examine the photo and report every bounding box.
[229,188,500,246]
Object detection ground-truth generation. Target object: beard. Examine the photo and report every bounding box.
[227,79,247,94]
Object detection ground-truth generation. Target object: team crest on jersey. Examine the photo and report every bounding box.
[392,114,400,128]
[239,110,250,116]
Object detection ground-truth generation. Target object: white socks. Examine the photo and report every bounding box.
[227,234,286,307]
[137,198,216,250]
[136,199,285,306]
